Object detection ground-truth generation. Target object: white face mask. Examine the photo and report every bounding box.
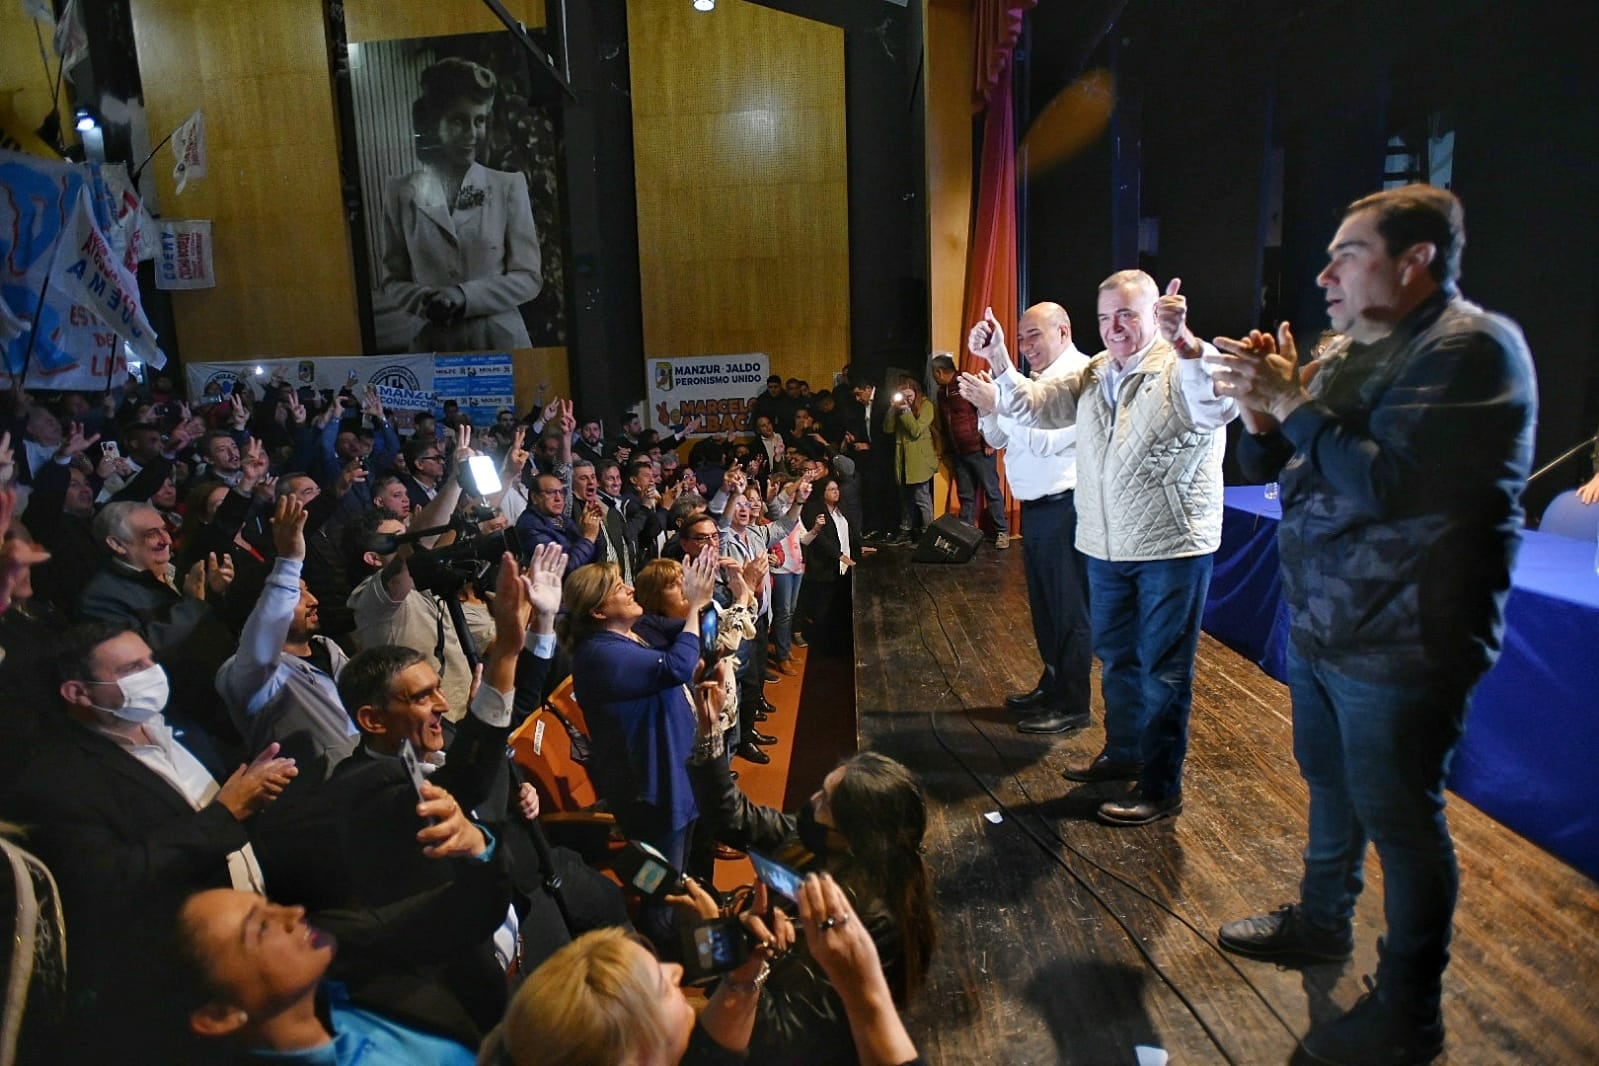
[89,663,171,723]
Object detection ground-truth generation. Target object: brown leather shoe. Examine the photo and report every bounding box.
[1061,753,1144,783]
[1097,792,1182,826]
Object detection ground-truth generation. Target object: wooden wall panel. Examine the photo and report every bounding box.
[0,5,75,154]
[925,0,973,359]
[345,0,544,44]
[129,0,568,404]
[130,0,361,359]
[627,0,849,393]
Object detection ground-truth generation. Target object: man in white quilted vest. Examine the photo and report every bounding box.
[961,270,1237,826]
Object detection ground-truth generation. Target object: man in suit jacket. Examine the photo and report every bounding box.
[78,501,243,763]
[253,548,595,1044]
[571,459,634,583]
[515,471,602,575]
[0,623,297,1063]
[597,459,649,571]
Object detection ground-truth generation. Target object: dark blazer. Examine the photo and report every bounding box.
[252,650,555,1046]
[0,719,250,1062]
[799,505,859,586]
[399,473,438,514]
[252,727,513,1045]
[76,563,244,759]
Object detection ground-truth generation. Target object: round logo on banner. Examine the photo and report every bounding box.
[370,364,423,391]
[202,370,246,393]
[654,361,674,392]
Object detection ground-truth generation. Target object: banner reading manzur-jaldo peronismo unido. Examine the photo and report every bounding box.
[646,353,770,437]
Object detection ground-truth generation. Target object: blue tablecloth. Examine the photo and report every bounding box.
[1204,486,1599,881]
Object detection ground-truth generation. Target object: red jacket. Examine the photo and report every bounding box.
[937,381,983,455]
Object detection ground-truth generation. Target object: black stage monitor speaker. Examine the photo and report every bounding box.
[912,515,982,564]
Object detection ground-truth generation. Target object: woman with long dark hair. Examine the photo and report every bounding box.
[795,475,857,651]
[687,732,936,1066]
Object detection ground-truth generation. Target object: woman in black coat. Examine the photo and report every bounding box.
[795,476,858,651]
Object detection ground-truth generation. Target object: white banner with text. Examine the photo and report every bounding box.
[646,353,769,437]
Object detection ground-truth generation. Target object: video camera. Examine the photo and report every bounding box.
[406,514,522,597]
[405,453,520,596]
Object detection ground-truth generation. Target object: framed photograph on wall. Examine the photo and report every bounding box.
[343,30,565,353]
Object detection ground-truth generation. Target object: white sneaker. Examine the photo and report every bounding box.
[995,533,1010,549]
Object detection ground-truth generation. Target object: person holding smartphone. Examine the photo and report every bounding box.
[685,697,935,1066]
[559,550,719,945]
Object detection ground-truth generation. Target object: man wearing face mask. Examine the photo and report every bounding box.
[0,623,297,1062]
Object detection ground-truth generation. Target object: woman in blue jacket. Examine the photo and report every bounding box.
[558,550,717,879]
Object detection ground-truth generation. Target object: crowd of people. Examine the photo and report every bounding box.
[0,358,937,1063]
[0,180,1539,1066]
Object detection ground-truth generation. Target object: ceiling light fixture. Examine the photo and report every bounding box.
[693,0,715,10]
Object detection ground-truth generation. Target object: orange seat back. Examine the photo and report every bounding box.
[509,677,601,813]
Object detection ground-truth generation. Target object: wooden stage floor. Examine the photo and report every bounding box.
[850,545,1599,1065]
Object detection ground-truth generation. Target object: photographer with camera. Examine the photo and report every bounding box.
[347,423,480,716]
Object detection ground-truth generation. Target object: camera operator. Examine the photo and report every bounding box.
[347,423,478,717]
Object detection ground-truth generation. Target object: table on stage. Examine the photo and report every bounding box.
[1203,485,1599,882]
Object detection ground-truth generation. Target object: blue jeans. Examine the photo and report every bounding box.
[897,480,932,533]
[1289,649,1469,1006]
[1087,554,1212,800]
[952,451,1008,533]
[770,571,801,662]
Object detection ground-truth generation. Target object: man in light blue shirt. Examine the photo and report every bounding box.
[178,882,486,1063]
[217,495,356,777]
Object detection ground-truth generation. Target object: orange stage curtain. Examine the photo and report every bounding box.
[949,0,1035,537]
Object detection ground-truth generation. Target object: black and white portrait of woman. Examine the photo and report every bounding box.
[349,33,565,352]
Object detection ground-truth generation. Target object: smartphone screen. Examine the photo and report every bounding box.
[699,608,721,662]
[398,738,430,808]
[747,850,805,903]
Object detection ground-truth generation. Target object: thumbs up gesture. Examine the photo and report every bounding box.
[1155,278,1200,357]
[966,307,1011,373]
